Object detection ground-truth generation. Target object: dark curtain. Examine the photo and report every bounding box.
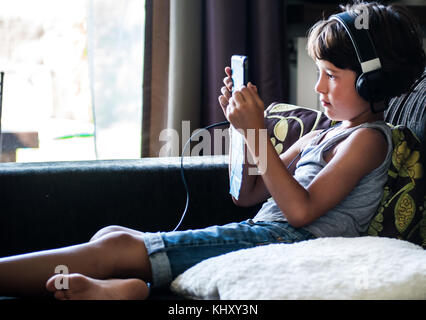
[201,0,289,127]
[142,0,170,157]
[142,0,288,157]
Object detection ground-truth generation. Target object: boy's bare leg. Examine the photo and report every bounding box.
[0,231,152,298]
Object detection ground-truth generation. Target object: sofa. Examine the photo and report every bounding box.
[0,70,425,300]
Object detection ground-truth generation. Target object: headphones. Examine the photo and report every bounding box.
[331,11,389,111]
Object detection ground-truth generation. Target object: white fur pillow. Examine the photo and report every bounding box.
[170,237,426,300]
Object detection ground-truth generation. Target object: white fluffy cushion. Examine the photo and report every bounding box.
[170,237,426,300]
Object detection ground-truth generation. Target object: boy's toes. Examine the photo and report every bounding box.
[46,274,60,292]
[46,273,79,297]
[53,289,68,300]
[46,274,72,299]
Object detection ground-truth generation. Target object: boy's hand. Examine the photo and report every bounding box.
[227,83,265,131]
[218,67,233,117]
[218,67,265,131]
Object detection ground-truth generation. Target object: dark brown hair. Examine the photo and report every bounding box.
[307,1,425,97]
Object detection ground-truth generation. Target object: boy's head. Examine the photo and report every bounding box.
[307,1,425,100]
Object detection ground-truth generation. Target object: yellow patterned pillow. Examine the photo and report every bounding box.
[367,125,426,249]
[264,103,332,155]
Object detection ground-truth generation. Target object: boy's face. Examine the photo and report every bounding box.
[314,59,370,122]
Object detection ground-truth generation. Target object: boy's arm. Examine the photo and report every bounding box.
[230,85,387,228]
[254,128,387,227]
[218,68,319,208]
[219,67,267,205]
[229,130,318,207]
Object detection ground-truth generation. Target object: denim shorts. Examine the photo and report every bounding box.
[142,219,315,287]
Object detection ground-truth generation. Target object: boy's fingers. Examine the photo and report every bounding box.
[218,95,228,109]
[251,88,264,109]
[246,83,260,101]
[239,84,263,112]
[229,97,236,108]
[248,82,258,92]
[224,67,233,90]
[240,86,255,106]
[232,90,245,105]
[220,87,231,99]
[224,77,233,89]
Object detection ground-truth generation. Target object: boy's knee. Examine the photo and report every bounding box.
[95,231,149,278]
[90,225,127,242]
[97,231,144,251]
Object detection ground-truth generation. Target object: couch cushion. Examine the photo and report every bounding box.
[385,68,426,148]
[367,125,426,248]
[264,103,332,154]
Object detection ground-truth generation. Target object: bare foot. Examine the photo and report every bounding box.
[46,273,150,300]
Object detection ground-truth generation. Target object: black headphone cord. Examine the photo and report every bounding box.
[172,119,309,231]
[172,120,230,232]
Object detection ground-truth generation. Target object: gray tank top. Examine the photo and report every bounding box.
[253,121,393,238]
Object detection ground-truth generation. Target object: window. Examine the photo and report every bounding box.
[0,0,145,163]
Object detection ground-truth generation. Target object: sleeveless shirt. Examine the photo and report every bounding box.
[252,121,393,238]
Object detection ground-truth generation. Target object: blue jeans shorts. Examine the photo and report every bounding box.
[142,219,315,287]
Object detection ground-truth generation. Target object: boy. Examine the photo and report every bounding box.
[0,1,424,299]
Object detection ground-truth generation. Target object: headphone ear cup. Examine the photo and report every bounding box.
[356,71,386,103]
[356,73,371,102]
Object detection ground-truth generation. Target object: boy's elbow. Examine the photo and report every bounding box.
[286,218,306,229]
[284,209,311,228]
[232,195,254,207]
[231,196,241,206]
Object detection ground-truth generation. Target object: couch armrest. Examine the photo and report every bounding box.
[0,156,258,257]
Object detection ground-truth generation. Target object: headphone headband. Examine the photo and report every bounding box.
[330,12,382,73]
[330,11,388,107]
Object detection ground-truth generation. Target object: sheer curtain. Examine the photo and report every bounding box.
[88,0,144,160]
[142,0,288,157]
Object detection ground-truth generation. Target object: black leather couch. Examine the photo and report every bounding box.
[0,70,424,299]
[0,156,259,299]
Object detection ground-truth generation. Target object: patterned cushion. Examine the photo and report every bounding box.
[264,103,332,155]
[367,126,426,249]
[263,104,426,248]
